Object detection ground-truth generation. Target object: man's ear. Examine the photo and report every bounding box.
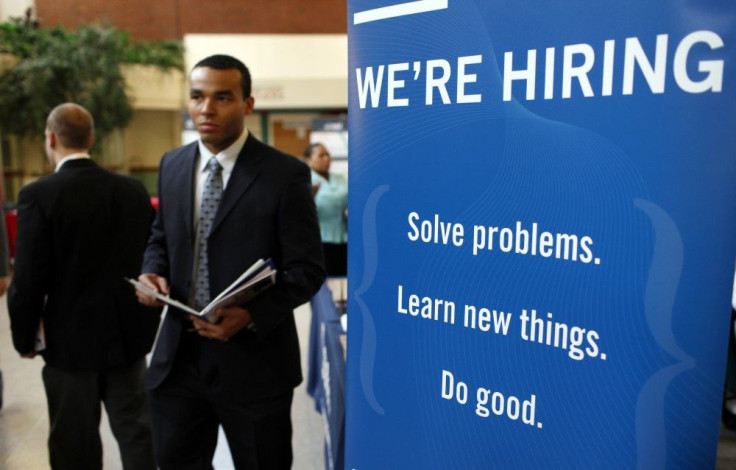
[244,96,255,116]
[87,136,95,150]
[47,131,57,148]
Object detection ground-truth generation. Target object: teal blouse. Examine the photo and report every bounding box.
[311,170,348,244]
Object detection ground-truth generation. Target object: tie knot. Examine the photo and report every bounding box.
[207,157,222,174]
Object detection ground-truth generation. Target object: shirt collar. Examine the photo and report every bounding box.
[197,129,249,176]
[56,153,91,172]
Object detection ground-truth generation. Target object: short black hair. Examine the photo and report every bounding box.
[303,142,324,159]
[193,54,252,98]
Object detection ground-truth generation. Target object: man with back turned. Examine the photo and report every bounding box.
[8,102,160,469]
[135,54,325,468]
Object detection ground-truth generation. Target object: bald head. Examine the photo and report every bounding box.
[46,103,94,151]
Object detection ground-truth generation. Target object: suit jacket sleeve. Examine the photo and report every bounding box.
[7,186,49,354]
[142,157,171,279]
[245,160,326,336]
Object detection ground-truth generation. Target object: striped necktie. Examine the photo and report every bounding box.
[194,157,223,309]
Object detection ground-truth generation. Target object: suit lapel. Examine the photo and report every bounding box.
[210,134,264,234]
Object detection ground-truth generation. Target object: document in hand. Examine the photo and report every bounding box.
[126,258,277,323]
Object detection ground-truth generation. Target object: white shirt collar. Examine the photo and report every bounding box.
[55,153,91,172]
[197,129,249,181]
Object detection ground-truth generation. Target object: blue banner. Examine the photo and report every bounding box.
[346,1,736,469]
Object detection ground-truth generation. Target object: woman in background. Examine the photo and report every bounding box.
[304,143,348,277]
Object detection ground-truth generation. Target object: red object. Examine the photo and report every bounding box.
[5,209,17,261]
[150,197,159,210]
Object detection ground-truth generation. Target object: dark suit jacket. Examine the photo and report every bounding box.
[142,135,325,400]
[8,158,160,373]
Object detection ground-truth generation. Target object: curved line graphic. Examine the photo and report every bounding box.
[355,185,390,415]
[634,198,694,470]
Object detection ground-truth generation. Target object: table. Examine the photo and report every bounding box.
[307,282,346,470]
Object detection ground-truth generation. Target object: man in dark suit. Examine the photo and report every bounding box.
[135,54,325,469]
[7,103,160,470]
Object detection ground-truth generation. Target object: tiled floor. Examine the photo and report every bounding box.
[0,300,325,469]
[719,425,736,469]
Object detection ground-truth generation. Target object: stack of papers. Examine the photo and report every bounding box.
[127,258,277,323]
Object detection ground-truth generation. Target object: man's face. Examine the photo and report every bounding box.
[188,66,254,154]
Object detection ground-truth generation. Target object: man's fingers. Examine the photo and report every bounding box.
[190,317,229,342]
[136,289,162,306]
[135,274,170,305]
[156,278,170,295]
[137,274,169,293]
[196,328,229,342]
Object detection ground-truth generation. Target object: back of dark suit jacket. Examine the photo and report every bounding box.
[8,159,161,373]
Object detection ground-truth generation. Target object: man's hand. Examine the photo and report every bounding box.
[21,351,37,359]
[190,306,254,342]
[136,273,170,307]
[0,276,9,297]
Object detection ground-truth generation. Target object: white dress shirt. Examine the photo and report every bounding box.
[189,129,249,306]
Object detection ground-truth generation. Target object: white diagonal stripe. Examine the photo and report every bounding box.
[353,0,448,25]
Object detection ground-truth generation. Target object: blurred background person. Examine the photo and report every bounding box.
[7,103,160,470]
[304,143,347,309]
[304,143,347,278]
